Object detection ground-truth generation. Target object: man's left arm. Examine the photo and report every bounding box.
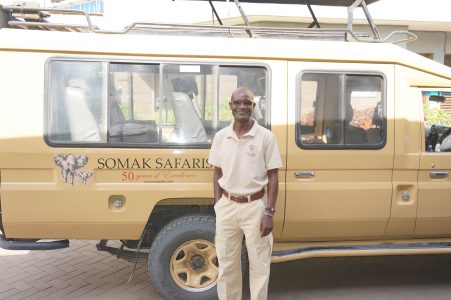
[260,168,278,237]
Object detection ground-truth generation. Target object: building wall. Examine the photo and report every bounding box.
[408,31,447,64]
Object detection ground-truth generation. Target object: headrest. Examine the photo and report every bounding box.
[345,102,354,124]
[372,101,383,127]
[171,77,198,95]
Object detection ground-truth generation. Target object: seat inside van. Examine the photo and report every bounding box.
[344,102,368,144]
[65,79,101,142]
[170,77,207,143]
[171,91,208,143]
[367,101,383,144]
[108,95,158,144]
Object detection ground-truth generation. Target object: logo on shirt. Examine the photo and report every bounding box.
[247,145,257,158]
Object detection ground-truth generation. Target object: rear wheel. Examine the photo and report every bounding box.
[149,215,218,300]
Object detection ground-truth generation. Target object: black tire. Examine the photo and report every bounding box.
[149,215,218,300]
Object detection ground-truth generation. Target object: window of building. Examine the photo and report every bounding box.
[46,60,268,147]
[297,72,385,149]
[445,54,451,68]
[66,1,104,14]
[419,53,434,60]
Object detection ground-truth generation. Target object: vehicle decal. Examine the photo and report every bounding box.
[53,154,93,186]
[97,157,212,170]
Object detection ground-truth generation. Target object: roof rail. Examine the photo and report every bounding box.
[0,2,417,44]
[1,5,96,32]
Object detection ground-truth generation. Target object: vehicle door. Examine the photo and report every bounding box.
[416,89,451,236]
[283,62,395,241]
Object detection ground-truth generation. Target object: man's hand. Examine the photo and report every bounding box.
[260,215,273,237]
[213,167,223,204]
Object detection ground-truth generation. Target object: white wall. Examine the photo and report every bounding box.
[446,32,451,54]
[408,31,447,64]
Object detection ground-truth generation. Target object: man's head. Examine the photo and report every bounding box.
[229,87,256,123]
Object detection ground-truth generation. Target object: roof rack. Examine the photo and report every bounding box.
[0,1,417,44]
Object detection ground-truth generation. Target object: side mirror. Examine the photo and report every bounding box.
[429,95,446,103]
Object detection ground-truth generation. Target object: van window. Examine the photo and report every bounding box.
[46,60,268,147]
[297,72,385,149]
[423,91,451,152]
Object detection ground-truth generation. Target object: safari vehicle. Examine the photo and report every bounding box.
[1,0,451,299]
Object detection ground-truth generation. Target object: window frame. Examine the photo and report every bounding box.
[44,57,271,149]
[296,70,387,150]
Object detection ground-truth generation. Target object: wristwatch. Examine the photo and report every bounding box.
[264,207,275,217]
[265,207,276,214]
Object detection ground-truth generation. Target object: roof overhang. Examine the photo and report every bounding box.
[178,0,379,6]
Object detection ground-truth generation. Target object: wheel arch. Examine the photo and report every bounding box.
[123,198,215,249]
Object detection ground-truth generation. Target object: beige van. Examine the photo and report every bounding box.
[1,1,451,299]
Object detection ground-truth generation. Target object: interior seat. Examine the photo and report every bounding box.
[65,79,100,142]
[171,77,202,118]
[251,95,265,126]
[108,93,158,143]
[172,91,207,143]
[367,101,383,144]
[344,102,368,144]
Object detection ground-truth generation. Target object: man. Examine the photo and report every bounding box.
[209,87,282,300]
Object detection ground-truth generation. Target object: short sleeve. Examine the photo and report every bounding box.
[264,132,282,170]
[208,133,222,168]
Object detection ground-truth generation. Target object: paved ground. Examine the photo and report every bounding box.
[1,240,451,299]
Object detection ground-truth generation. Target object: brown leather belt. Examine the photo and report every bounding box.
[223,189,265,203]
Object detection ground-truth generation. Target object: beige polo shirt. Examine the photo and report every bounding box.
[209,120,282,196]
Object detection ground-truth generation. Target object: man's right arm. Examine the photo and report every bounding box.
[213,166,223,203]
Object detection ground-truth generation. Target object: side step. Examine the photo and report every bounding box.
[271,242,451,263]
[0,236,69,250]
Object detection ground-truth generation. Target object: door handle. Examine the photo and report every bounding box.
[295,171,315,178]
[430,171,448,179]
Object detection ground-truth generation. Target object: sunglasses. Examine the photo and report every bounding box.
[231,99,254,107]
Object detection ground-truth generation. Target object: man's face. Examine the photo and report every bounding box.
[229,89,256,123]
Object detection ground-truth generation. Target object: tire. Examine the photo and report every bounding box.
[148,215,219,300]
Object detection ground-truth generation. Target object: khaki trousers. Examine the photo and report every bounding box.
[214,194,273,300]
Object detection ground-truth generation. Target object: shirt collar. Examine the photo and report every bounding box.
[225,119,258,139]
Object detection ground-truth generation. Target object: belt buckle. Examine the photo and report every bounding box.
[247,195,251,202]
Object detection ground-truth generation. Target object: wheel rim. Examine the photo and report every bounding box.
[170,239,218,292]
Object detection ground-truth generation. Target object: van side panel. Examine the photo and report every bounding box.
[0,52,208,239]
[417,151,451,236]
[266,60,288,238]
[412,67,451,236]
[385,66,422,236]
[391,65,451,237]
[283,62,395,241]
[0,52,287,240]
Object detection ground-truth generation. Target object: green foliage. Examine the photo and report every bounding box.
[424,104,451,126]
[119,103,130,119]
[204,100,233,121]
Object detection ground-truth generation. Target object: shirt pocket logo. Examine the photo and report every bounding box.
[246,144,258,158]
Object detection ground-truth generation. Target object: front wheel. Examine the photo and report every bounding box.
[149,215,218,300]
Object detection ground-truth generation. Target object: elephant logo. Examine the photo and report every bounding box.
[53,154,92,185]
